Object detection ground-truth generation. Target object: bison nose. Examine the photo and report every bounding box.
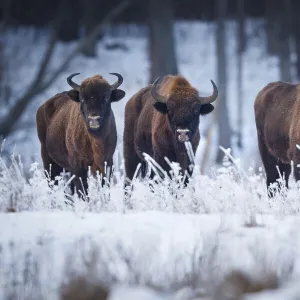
[88,116,101,129]
[88,116,101,120]
[176,128,190,142]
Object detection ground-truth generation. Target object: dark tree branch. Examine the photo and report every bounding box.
[0,0,131,138]
[42,0,130,90]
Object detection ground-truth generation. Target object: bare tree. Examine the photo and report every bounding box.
[0,0,130,138]
[278,0,292,82]
[57,0,80,42]
[0,0,12,32]
[236,0,245,149]
[265,0,279,56]
[0,0,11,103]
[215,0,231,163]
[81,0,103,57]
[265,0,291,81]
[291,0,300,79]
[148,0,178,83]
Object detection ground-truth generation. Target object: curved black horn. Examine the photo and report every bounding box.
[151,77,168,103]
[198,80,218,105]
[109,72,123,90]
[67,73,81,91]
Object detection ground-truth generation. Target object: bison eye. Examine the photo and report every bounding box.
[194,104,201,115]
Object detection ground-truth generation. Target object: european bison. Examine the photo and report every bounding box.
[123,75,218,186]
[254,81,300,196]
[36,73,125,194]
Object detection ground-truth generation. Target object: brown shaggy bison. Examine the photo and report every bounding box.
[123,75,218,186]
[36,73,125,194]
[254,81,300,196]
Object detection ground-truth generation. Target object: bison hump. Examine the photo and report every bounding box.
[159,75,192,96]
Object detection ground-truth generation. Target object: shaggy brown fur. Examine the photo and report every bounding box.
[214,270,278,299]
[36,73,125,194]
[60,276,108,300]
[123,75,217,187]
[254,81,300,195]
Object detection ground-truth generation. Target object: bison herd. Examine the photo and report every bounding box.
[36,73,299,198]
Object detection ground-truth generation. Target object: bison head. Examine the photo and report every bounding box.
[66,73,125,132]
[151,77,218,143]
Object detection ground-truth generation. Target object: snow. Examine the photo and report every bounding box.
[1,212,300,299]
[1,20,300,299]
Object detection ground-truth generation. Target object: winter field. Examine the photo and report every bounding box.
[1,20,300,299]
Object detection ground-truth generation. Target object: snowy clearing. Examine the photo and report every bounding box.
[1,20,300,299]
[1,212,300,299]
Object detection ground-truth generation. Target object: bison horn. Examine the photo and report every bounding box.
[109,72,123,90]
[151,77,168,103]
[67,73,81,91]
[198,80,218,105]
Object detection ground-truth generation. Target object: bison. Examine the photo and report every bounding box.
[123,75,218,187]
[254,81,300,196]
[36,73,125,194]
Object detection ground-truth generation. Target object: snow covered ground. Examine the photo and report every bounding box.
[1,20,300,299]
[1,211,300,299]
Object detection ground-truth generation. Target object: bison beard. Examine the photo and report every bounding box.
[36,73,125,196]
[123,75,218,193]
[254,81,300,197]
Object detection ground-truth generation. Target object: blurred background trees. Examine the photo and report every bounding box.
[0,0,299,165]
[148,0,178,83]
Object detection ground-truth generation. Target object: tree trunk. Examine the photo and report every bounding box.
[291,0,300,79]
[81,0,101,57]
[278,0,292,82]
[0,0,12,32]
[57,0,80,42]
[265,0,279,56]
[148,0,178,83]
[236,0,245,149]
[215,0,231,163]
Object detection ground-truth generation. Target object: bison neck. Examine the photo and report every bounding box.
[152,114,198,175]
[88,120,117,176]
[172,139,190,172]
[66,109,117,176]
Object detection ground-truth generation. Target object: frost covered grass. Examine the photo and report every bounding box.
[1,143,300,215]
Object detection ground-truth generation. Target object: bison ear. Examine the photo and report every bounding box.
[200,104,214,115]
[67,90,80,102]
[110,89,125,102]
[153,102,168,114]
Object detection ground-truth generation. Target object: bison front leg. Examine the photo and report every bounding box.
[152,152,172,180]
[41,144,64,185]
[70,169,88,198]
[103,159,114,185]
[290,148,300,183]
[257,133,291,197]
[90,162,110,187]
